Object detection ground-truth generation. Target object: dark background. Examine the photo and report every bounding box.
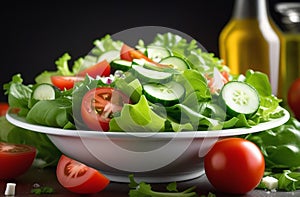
[0,0,294,102]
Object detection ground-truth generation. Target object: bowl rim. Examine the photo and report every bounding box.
[6,106,289,139]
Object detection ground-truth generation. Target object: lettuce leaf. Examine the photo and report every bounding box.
[35,53,82,84]
[245,70,283,122]
[109,95,165,132]
[146,32,227,74]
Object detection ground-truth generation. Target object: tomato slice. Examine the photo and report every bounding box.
[0,102,9,116]
[51,76,85,90]
[81,87,131,131]
[0,142,36,180]
[56,155,110,194]
[120,43,153,62]
[77,60,111,78]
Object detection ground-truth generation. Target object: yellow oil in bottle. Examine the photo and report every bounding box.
[219,19,271,76]
[219,0,280,95]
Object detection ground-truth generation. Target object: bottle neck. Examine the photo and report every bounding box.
[232,0,269,20]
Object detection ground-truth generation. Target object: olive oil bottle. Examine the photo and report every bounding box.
[219,0,280,95]
[275,2,300,101]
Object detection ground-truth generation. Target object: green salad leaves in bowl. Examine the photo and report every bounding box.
[4,26,289,183]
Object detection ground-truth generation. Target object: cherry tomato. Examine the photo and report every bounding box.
[51,76,85,90]
[81,87,131,131]
[288,78,300,120]
[204,138,265,194]
[120,43,154,62]
[0,142,36,180]
[56,155,110,194]
[77,60,111,78]
[0,102,9,116]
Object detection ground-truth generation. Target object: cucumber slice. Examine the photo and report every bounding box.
[97,50,120,63]
[219,81,260,117]
[143,61,177,73]
[143,81,185,106]
[111,59,132,71]
[131,58,146,66]
[159,56,190,71]
[146,46,171,62]
[131,65,173,83]
[29,83,59,108]
[32,83,58,100]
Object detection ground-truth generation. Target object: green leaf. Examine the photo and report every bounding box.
[148,32,225,75]
[166,182,178,192]
[128,174,198,197]
[277,170,299,191]
[31,186,54,195]
[3,74,32,115]
[26,98,72,128]
[109,96,165,132]
[245,117,300,169]
[245,69,272,96]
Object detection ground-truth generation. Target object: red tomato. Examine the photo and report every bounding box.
[56,155,110,194]
[0,102,9,116]
[0,142,36,180]
[81,87,131,131]
[288,78,300,120]
[51,76,85,90]
[77,60,111,78]
[204,138,265,194]
[120,43,153,62]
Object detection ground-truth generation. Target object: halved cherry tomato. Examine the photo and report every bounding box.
[204,138,265,194]
[56,155,110,194]
[0,142,36,180]
[77,60,111,78]
[51,76,85,90]
[81,87,131,131]
[0,102,9,116]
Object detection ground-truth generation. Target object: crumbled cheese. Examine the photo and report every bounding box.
[262,176,278,190]
[4,183,16,196]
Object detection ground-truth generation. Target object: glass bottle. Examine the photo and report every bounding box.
[219,0,280,95]
[275,2,300,101]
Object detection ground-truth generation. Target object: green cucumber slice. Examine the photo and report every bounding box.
[159,56,190,71]
[131,58,146,66]
[32,83,57,100]
[143,81,185,106]
[29,83,59,108]
[145,46,171,62]
[111,59,132,71]
[131,65,173,83]
[219,81,260,117]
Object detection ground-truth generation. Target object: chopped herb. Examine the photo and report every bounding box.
[128,174,211,197]
[31,186,54,195]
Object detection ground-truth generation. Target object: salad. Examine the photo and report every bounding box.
[4,32,284,132]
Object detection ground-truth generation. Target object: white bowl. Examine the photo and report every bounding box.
[6,107,289,183]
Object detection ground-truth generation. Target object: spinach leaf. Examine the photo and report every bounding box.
[26,98,73,128]
[246,117,300,170]
[3,74,32,116]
